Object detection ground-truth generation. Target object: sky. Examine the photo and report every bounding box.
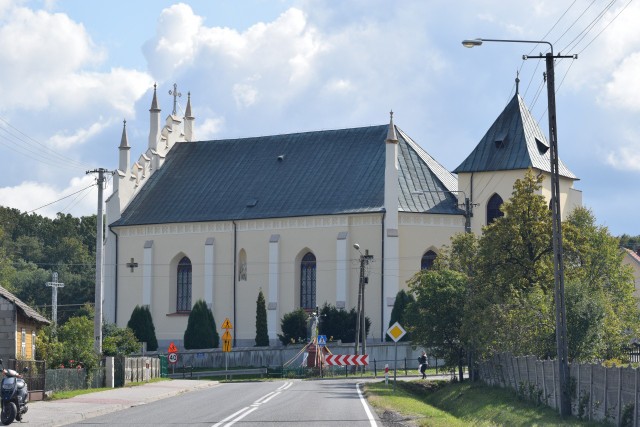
[0,0,638,236]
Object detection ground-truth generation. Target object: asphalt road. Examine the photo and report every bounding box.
[64,378,379,426]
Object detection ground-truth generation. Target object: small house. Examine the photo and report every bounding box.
[0,286,50,361]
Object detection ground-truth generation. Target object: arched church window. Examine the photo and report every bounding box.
[421,250,437,270]
[487,193,504,225]
[177,256,192,312]
[300,252,316,309]
[238,249,247,281]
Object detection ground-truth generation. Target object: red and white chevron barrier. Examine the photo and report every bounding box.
[325,354,369,366]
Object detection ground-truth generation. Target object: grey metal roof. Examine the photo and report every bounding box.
[453,94,577,179]
[112,124,461,227]
[0,286,50,325]
[397,129,463,214]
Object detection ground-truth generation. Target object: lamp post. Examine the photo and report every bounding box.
[462,37,575,417]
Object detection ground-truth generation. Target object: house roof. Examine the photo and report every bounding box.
[454,93,577,179]
[624,248,640,266]
[112,124,462,227]
[0,286,50,325]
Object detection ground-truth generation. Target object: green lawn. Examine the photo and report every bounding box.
[364,380,606,427]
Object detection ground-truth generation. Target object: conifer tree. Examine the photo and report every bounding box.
[385,289,415,341]
[127,305,158,351]
[183,299,219,349]
[255,289,269,346]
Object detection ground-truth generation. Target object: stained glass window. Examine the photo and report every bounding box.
[177,256,192,312]
[300,252,316,309]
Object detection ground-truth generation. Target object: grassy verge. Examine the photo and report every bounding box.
[364,380,605,426]
[48,377,171,400]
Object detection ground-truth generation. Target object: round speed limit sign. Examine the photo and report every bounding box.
[168,352,178,364]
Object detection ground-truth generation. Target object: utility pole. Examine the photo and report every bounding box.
[353,244,373,363]
[87,168,114,355]
[45,272,64,325]
[462,37,576,417]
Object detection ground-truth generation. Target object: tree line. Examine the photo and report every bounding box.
[0,207,97,322]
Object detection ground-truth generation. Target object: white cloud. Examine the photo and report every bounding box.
[143,3,203,80]
[197,117,225,140]
[0,5,103,110]
[48,120,111,150]
[603,52,640,111]
[0,175,97,218]
[232,83,258,108]
[0,4,153,118]
[607,146,640,171]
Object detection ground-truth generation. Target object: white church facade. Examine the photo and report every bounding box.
[104,84,582,348]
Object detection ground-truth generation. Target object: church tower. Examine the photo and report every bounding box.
[454,87,581,234]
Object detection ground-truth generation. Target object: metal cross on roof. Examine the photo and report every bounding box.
[169,83,181,115]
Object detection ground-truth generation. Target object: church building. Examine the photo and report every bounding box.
[104,83,581,347]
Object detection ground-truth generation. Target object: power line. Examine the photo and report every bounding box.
[575,0,634,55]
[0,116,92,171]
[26,183,97,214]
[560,0,618,53]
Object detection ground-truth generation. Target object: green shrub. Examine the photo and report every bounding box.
[319,303,370,343]
[127,305,158,351]
[278,308,308,345]
[183,300,219,349]
[102,323,140,356]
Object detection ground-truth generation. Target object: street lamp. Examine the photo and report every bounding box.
[462,37,576,417]
[411,189,473,233]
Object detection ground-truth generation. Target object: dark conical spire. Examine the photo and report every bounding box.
[150,83,160,112]
[453,92,576,179]
[515,71,520,95]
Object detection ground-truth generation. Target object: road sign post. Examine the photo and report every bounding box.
[167,342,179,375]
[386,322,407,392]
[221,318,233,379]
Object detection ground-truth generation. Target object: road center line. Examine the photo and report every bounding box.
[356,383,378,427]
[212,407,250,427]
[259,391,281,404]
[212,382,291,427]
[254,391,276,404]
[225,407,258,427]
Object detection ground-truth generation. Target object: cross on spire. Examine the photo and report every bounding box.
[169,83,182,115]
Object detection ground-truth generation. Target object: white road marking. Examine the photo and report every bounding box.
[212,407,251,427]
[224,407,258,426]
[258,391,281,404]
[212,381,292,427]
[356,383,378,427]
[254,391,276,404]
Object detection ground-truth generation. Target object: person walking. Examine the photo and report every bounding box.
[418,351,428,379]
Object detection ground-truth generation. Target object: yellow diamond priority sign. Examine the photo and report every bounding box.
[386,322,407,343]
